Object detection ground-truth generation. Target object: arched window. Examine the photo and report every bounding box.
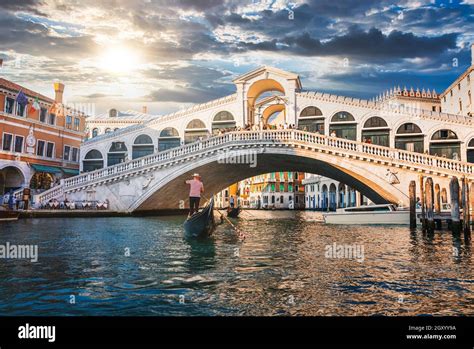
[132,134,154,159]
[467,138,474,163]
[107,142,128,166]
[158,127,181,151]
[331,111,355,122]
[83,149,104,172]
[430,129,460,160]
[92,128,99,138]
[363,116,387,128]
[395,123,424,153]
[212,111,236,134]
[431,129,458,140]
[298,106,324,134]
[362,117,389,146]
[184,119,209,144]
[321,184,328,210]
[187,119,206,129]
[300,106,323,117]
[105,128,112,134]
[114,128,120,132]
[329,111,356,140]
[396,123,422,134]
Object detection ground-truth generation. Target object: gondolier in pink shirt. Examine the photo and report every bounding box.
[185,173,204,216]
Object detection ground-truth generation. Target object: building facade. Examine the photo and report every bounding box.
[303,174,371,210]
[225,172,305,209]
[0,79,88,197]
[86,107,157,139]
[440,45,474,117]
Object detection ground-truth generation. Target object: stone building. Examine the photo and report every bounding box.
[0,79,88,197]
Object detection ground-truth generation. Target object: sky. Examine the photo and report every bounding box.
[0,0,473,116]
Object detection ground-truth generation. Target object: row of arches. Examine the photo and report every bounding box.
[90,112,237,140]
[83,113,237,171]
[297,106,467,160]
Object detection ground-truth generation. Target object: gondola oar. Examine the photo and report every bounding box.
[203,195,245,240]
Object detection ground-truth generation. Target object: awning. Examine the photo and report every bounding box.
[62,168,79,175]
[31,164,62,174]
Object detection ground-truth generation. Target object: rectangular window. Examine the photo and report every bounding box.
[432,106,436,112]
[2,133,13,151]
[40,108,47,122]
[48,113,56,125]
[72,147,79,162]
[63,145,71,160]
[74,118,80,131]
[14,135,24,153]
[16,103,26,117]
[5,97,15,114]
[37,140,45,156]
[66,115,72,129]
[46,142,54,158]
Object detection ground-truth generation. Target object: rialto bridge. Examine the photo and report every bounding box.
[34,66,474,211]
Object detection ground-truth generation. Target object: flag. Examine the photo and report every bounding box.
[30,96,40,112]
[16,90,28,107]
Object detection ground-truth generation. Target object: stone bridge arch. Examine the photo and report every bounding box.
[129,147,405,212]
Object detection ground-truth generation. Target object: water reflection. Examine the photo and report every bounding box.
[0,215,473,316]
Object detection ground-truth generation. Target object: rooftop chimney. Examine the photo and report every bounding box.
[142,106,148,114]
[54,82,64,104]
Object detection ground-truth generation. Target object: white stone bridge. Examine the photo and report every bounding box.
[34,129,474,212]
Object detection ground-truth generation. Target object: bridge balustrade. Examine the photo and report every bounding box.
[35,129,474,204]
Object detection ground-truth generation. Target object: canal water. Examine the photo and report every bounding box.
[0,213,473,316]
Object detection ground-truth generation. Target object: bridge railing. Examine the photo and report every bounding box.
[35,129,474,204]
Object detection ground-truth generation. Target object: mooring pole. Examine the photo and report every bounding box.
[434,183,442,229]
[470,183,474,225]
[419,175,426,230]
[450,176,461,234]
[441,188,447,204]
[462,177,471,234]
[409,180,416,229]
[425,177,434,233]
[434,184,441,215]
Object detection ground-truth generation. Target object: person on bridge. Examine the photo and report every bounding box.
[185,173,204,216]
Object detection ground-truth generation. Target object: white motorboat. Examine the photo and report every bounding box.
[323,204,409,225]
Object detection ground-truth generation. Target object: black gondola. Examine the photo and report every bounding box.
[227,206,241,218]
[183,197,215,238]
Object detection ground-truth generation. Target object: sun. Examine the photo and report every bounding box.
[98,46,140,74]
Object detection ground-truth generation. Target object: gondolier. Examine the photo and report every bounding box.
[185,173,204,216]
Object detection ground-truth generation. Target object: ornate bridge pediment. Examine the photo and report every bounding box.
[233,65,302,89]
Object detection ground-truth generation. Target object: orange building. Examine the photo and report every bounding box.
[0,78,88,197]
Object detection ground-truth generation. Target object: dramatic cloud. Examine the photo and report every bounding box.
[0,0,472,114]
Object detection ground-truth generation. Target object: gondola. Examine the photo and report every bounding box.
[227,206,241,218]
[183,197,215,238]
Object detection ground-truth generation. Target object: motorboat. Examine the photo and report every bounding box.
[323,204,409,225]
